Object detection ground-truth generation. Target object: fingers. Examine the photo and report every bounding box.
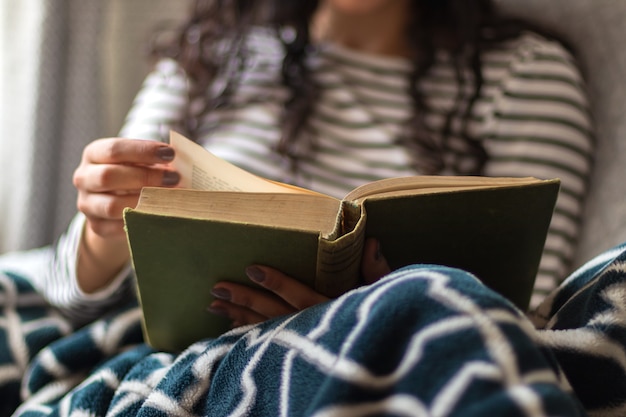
[73,138,179,193]
[208,303,265,329]
[73,137,181,238]
[77,192,141,236]
[244,266,329,310]
[361,238,391,284]
[74,163,179,193]
[208,286,296,328]
[81,137,175,165]
[208,240,391,329]
[209,266,330,327]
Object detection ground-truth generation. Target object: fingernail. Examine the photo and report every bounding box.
[156,146,175,161]
[211,287,231,301]
[245,266,265,283]
[206,306,229,318]
[162,171,180,186]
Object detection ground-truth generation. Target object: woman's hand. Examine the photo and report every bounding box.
[361,237,391,284]
[72,138,180,293]
[208,238,391,328]
[208,265,329,328]
[73,138,179,238]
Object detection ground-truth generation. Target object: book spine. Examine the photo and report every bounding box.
[315,203,365,297]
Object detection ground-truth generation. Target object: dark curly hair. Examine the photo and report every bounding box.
[152,0,556,176]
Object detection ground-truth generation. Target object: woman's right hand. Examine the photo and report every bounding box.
[72,138,180,292]
[73,138,179,237]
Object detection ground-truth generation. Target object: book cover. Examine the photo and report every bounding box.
[123,131,560,351]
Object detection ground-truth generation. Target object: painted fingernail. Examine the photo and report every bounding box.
[162,171,180,185]
[156,146,175,161]
[245,266,265,283]
[206,306,229,317]
[211,287,231,301]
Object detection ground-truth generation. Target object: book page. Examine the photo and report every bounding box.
[169,131,310,193]
[344,175,545,202]
[135,187,341,234]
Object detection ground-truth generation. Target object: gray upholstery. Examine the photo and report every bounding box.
[496,0,626,269]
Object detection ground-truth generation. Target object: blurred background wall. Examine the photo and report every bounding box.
[0,0,191,252]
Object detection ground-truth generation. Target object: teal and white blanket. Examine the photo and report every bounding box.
[2,243,626,416]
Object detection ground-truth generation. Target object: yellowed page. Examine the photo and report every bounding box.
[344,175,544,202]
[169,131,301,193]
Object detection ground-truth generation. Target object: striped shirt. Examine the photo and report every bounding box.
[11,28,592,324]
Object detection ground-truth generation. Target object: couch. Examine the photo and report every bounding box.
[497,0,626,269]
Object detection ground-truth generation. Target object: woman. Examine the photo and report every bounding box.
[65,0,592,327]
[3,1,607,415]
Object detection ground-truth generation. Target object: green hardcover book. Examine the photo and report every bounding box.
[123,132,560,352]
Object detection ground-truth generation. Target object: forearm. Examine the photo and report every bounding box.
[77,226,131,293]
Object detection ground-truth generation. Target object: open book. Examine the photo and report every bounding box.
[123,131,560,351]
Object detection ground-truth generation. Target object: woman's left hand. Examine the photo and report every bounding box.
[208,265,329,328]
[208,238,391,328]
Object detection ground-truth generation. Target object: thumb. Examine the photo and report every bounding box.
[361,238,391,285]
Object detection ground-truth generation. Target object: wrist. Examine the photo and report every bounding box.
[77,226,130,293]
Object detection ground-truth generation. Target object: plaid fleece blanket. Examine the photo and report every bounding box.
[2,243,626,416]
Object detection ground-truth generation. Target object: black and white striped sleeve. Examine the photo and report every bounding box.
[0,213,135,326]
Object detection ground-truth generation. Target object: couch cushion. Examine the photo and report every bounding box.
[495,0,626,268]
